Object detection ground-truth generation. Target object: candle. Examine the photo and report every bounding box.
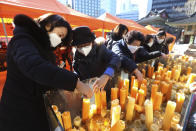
[134,104,144,113]
[138,89,145,106]
[131,86,138,99]
[56,112,64,128]
[171,68,175,80]
[150,124,159,131]
[52,105,58,113]
[161,82,169,94]
[95,91,101,114]
[124,78,129,97]
[111,120,125,131]
[153,80,160,86]
[89,104,97,119]
[174,70,181,82]
[101,90,107,109]
[62,111,72,130]
[150,67,154,78]
[111,99,119,109]
[73,116,81,127]
[111,105,121,127]
[162,101,176,130]
[186,74,196,87]
[82,98,90,122]
[148,65,151,78]
[140,84,147,97]
[175,93,185,113]
[153,92,163,111]
[120,88,126,111]
[126,97,135,121]
[155,75,161,80]
[166,82,173,101]
[172,113,181,124]
[158,66,163,74]
[144,99,153,130]
[151,84,158,104]
[167,71,172,79]
[130,76,135,91]
[142,79,147,86]
[187,67,192,75]
[142,69,146,78]
[111,88,118,101]
[118,77,124,89]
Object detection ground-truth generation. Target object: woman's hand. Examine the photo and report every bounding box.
[134,69,143,82]
[76,79,93,98]
[93,75,110,93]
[161,53,168,59]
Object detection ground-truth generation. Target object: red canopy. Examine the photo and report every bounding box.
[98,13,156,35]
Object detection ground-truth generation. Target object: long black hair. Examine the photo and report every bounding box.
[112,24,128,41]
[36,14,73,46]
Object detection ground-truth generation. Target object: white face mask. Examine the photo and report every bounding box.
[77,44,92,56]
[157,38,164,44]
[148,41,153,47]
[49,33,62,47]
[127,45,139,53]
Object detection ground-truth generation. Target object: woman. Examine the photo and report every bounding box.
[72,26,121,95]
[0,14,92,131]
[161,37,174,54]
[142,34,154,52]
[105,24,128,50]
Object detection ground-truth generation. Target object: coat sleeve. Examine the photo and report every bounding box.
[12,38,78,91]
[112,44,137,73]
[99,45,121,72]
[135,48,162,63]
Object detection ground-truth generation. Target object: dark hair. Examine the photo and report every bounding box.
[112,24,128,40]
[166,37,174,45]
[124,30,145,45]
[36,14,73,46]
[145,34,153,44]
[157,30,166,37]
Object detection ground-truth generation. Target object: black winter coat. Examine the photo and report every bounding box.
[150,35,168,53]
[0,15,78,131]
[112,39,162,72]
[105,32,122,50]
[73,44,121,81]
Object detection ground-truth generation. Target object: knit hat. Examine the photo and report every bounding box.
[72,26,96,46]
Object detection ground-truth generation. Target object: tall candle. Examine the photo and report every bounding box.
[161,82,169,94]
[166,82,173,101]
[111,88,118,101]
[118,77,124,89]
[111,105,121,127]
[174,70,181,82]
[134,104,144,113]
[126,97,135,121]
[153,80,160,86]
[111,120,125,131]
[89,104,97,119]
[130,76,135,91]
[101,90,107,109]
[162,101,176,130]
[171,68,175,80]
[155,75,161,80]
[167,71,172,79]
[82,98,90,122]
[151,84,158,104]
[124,78,129,97]
[95,91,101,114]
[62,111,72,130]
[175,93,185,113]
[142,69,146,78]
[138,89,145,106]
[131,86,138,99]
[153,92,163,111]
[144,100,153,130]
[148,65,151,78]
[120,88,127,111]
[142,79,147,86]
[56,112,64,128]
[140,84,147,97]
[111,99,119,109]
[187,67,192,75]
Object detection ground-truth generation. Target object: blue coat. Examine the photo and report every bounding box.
[112,39,162,73]
[0,15,78,131]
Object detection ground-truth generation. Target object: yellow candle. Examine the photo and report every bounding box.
[175,93,185,113]
[101,90,107,109]
[134,104,144,113]
[138,89,145,106]
[186,74,196,87]
[171,68,175,80]
[187,67,192,75]
[142,69,146,78]
[52,105,58,113]
[148,65,151,78]
[130,76,135,91]
[111,99,119,109]
[111,105,121,127]
[62,111,72,130]
[89,104,97,119]
[95,91,101,114]
[167,71,172,79]
[140,84,147,97]
[174,70,181,82]
[161,82,169,94]
[155,75,161,80]
[118,77,124,89]
[120,88,126,111]
[166,82,173,101]
[111,120,125,131]
[126,97,135,121]
[131,86,138,99]
[56,112,64,128]
[158,66,163,74]
[151,67,154,78]
[151,84,158,104]
[162,101,176,130]
[142,79,147,86]
[153,80,160,86]
[153,92,163,111]
[82,98,90,122]
[124,78,129,97]
[144,99,153,130]
[111,88,118,101]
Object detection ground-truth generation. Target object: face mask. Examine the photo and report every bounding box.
[157,38,164,44]
[49,33,62,47]
[127,45,139,53]
[148,41,153,47]
[77,44,92,56]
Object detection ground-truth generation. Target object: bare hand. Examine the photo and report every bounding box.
[134,69,143,82]
[92,75,110,93]
[76,79,93,98]
[161,53,168,59]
